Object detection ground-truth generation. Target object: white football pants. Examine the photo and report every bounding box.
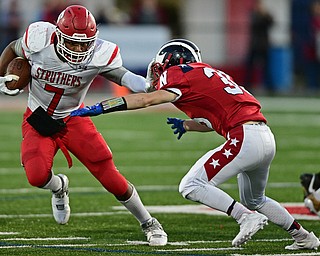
[179,123,276,212]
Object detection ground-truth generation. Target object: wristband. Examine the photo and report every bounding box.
[100,97,127,113]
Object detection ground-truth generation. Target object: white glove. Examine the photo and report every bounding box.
[0,76,22,96]
[146,58,155,82]
[145,58,156,92]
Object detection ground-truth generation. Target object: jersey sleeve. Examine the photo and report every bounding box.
[21,21,56,59]
[93,39,123,72]
[160,66,190,99]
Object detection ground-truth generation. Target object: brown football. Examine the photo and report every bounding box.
[5,57,31,90]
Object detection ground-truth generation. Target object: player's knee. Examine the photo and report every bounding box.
[179,185,188,199]
[179,177,192,198]
[92,166,128,196]
[179,176,204,199]
[26,170,50,187]
[105,176,128,196]
[240,196,265,210]
[23,158,51,187]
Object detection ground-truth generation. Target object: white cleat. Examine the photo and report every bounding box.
[51,174,70,225]
[232,212,268,247]
[141,218,167,246]
[285,232,320,250]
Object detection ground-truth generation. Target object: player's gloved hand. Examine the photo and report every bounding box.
[167,117,186,140]
[145,58,157,92]
[70,103,103,117]
[0,76,21,96]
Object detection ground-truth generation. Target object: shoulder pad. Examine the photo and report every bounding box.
[92,39,122,68]
[23,22,56,53]
[178,64,194,73]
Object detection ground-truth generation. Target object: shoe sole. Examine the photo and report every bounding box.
[149,238,168,246]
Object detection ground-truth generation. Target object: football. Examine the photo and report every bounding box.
[5,57,31,90]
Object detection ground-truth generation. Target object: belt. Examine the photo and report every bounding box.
[243,121,266,125]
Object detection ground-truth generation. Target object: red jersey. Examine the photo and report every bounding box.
[158,63,266,138]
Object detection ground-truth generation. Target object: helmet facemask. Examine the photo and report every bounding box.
[56,28,98,64]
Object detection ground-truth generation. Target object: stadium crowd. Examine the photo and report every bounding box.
[0,0,319,96]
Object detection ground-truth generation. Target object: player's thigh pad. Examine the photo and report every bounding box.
[66,117,128,195]
[21,128,56,187]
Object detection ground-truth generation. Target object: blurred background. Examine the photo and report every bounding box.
[0,0,319,97]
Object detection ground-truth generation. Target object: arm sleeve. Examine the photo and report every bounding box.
[101,66,127,84]
[101,67,148,93]
[121,70,147,93]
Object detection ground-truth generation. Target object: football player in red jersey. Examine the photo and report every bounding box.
[71,39,320,250]
[0,5,167,246]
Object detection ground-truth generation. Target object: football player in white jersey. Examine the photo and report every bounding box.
[0,5,167,246]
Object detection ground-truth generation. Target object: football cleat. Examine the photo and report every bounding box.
[300,172,320,215]
[232,212,268,247]
[141,218,167,246]
[285,232,320,250]
[51,174,70,225]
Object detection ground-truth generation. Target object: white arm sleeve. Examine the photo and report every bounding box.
[121,71,148,93]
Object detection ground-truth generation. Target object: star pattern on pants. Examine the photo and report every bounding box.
[223,148,233,158]
[208,137,239,169]
[205,130,243,180]
[209,158,220,168]
[230,137,239,147]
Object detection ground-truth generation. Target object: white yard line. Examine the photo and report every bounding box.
[2,237,320,256]
[0,203,317,221]
[0,182,301,194]
[231,254,320,256]
[2,237,90,241]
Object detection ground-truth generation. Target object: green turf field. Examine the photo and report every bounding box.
[1,96,320,255]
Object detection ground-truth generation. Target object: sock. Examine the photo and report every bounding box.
[42,172,62,192]
[118,185,152,224]
[287,221,309,241]
[258,197,294,229]
[229,201,252,222]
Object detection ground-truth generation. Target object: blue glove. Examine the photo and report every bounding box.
[70,103,103,117]
[167,117,186,140]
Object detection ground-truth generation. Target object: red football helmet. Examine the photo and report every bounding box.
[56,5,98,64]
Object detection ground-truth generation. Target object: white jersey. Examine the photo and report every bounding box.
[21,22,123,119]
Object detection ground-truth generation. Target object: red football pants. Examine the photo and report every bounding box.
[21,108,128,196]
